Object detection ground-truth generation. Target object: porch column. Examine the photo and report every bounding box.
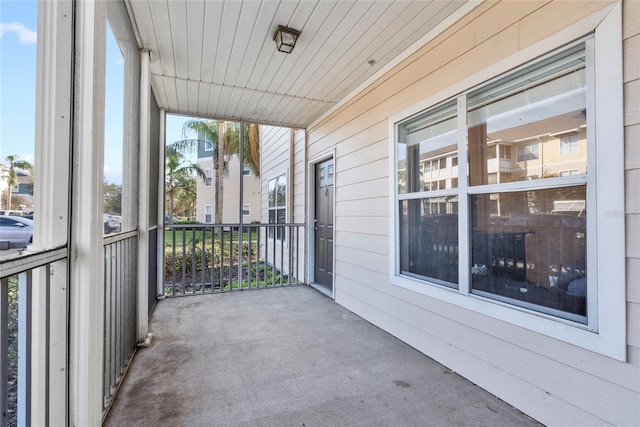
[69,0,107,424]
[137,49,151,343]
[30,1,73,424]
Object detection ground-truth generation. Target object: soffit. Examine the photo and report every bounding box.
[125,0,470,128]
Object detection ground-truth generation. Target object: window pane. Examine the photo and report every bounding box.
[468,44,587,185]
[470,186,586,320]
[398,101,457,194]
[268,179,276,208]
[276,175,286,207]
[399,199,458,286]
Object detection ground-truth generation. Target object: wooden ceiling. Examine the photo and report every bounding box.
[125,0,472,128]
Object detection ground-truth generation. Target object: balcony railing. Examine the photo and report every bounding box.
[102,230,138,417]
[164,223,305,296]
[0,246,68,427]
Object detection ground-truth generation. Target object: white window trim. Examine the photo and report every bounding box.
[205,168,212,187]
[388,4,625,361]
[204,204,212,224]
[242,203,250,216]
[204,141,213,152]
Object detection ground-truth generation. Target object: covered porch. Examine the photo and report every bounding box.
[104,285,538,426]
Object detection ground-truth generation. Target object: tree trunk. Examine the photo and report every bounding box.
[215,122,226,225]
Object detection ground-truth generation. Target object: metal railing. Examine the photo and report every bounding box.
[164,223,305,296]
[102,230,138,416]
[0,246,68,427]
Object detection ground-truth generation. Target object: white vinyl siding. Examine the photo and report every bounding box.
[306,2,635,425]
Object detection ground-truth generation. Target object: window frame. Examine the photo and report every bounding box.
[388,6,625,361]
[268,173,287,241]
[204,205,212,224]
[205,168,212,187]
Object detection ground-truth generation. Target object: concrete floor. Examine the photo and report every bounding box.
[104,285,540,427]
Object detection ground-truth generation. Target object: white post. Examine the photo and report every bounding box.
[137,49,151,342]
[157,109,166,298]
[69,0,107,424]
[31,1,73,425]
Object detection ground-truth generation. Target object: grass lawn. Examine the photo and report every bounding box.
[164,227,260,246]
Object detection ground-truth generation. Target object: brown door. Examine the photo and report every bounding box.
[314,158,334,292]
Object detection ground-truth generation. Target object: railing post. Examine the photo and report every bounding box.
[17,272,33,426]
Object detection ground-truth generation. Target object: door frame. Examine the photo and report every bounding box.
[307,150,336,299]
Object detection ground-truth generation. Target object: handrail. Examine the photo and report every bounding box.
[0,246,67,279]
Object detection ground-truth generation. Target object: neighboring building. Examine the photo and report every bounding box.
[0,164,33,210]
[195,138,261,224]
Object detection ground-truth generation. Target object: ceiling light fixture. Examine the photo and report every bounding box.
[273,25,301,54]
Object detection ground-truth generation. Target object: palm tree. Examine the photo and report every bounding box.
[174,120,260,224]
[3,155,34,210]
[165,144,206,224]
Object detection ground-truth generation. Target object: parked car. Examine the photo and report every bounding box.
[0,209,26,216]
[104,214,121,234]
[0,216,33,249]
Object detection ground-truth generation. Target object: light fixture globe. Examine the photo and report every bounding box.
[273,25,301,54]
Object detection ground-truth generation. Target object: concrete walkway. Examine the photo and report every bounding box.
[105,286,540,427]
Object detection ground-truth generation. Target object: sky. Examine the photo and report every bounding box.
[1,1,199,184]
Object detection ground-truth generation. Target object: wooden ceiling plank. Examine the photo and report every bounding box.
[197,82,211,116]
[200,1,225,83]
[233,1,281,89]
[244,0,298,90]
[307,0,417,101]
[212,1,244,84]
[149,1,176,78]
[277,1,362,99]
[187,79,200,114]
[167,0,190,79]
[299,0,393,101]
[222,0,263,87]
[271,1,337,95]
[186,0,206,82]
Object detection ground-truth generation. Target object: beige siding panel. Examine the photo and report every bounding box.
[628,258,640,303]
[336,197,388,217]
[517,1,615,49]
[336,178,388,202]
[338,141,389,173]
[623,0,640,39]
[338,158,388,187]
[337,216,388,236]
[335,230,388,254]
[625,79,640,126]
[336,287,626,427]
[335,121,387,158]
[629,302,640,348]
[628,212,640,258]
[336,259,389,291]
[626,124,640,169]
[624,34,640,82]
[627,170,640,213]
[335,245,388,275]
[473,1,546,44]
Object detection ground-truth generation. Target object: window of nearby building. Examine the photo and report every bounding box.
[243,165,251,176]
[268,174,286,240]
[243,204,250,216]
[205,168,212,187]
[204,141,213,151]
[560,169,580,177]
[204,205,212,223]
[395,39,600,325]
[516,142,539,162]
[560,134,580,155]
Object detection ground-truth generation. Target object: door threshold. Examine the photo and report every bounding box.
[309,282,334,299]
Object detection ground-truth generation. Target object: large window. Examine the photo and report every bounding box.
[396,40,594,324]
[205,168,212,187]
[268,174,286,240]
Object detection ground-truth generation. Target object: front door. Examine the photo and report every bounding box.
[314,158,334,293]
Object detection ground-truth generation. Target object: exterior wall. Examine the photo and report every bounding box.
[305,1,639,425]
[260,125,307,280]
[195,155,261,224]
